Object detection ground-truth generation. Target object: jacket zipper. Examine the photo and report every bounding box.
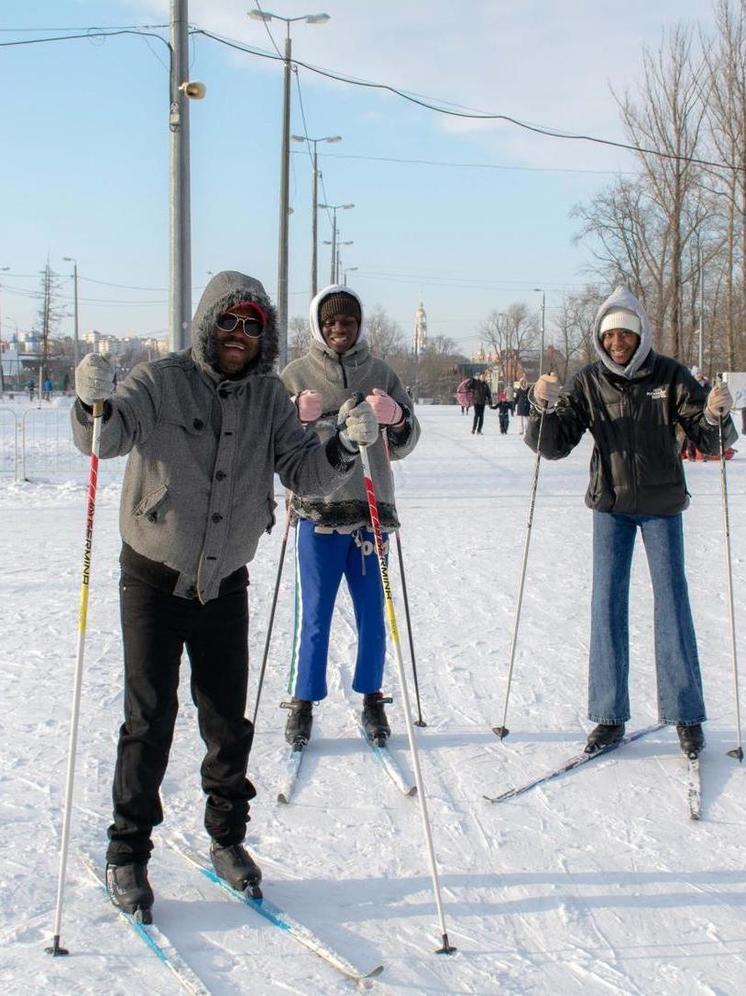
[338,353,348,388]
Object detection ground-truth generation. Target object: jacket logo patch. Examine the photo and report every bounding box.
[647,388,667,400]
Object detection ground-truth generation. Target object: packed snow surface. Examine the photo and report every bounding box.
[1,402,745,995]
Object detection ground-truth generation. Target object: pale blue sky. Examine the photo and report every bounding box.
[0,0,716,354]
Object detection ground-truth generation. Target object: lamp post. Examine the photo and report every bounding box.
[290,134,341,298]
[62,257,79,371]
[343,265,358,287]
[249,9,330,368]
[532,288,546,376]
[318,203,354,284]
[336,241,353,285]
[0,266,8,394]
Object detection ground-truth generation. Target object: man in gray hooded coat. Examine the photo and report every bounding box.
[71,271,377,920]
[279,285,420,748]
[525,287,737,759]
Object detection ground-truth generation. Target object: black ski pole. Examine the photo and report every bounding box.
[493,389,551,739]
[252,509,293,728]
[717,404,743,761]
[382,429,426,726]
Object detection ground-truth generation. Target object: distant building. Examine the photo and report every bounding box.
[413,301,427,355]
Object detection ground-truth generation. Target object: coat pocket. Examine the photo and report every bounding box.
[133,484,169,521]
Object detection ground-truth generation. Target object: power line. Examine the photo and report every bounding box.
[194,27,744,174]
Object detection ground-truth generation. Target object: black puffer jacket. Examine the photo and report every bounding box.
[525,350,737,515]
[469,379,493,406]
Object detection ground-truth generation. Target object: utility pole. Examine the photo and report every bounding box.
[533,288,546,376]
[698,243,704,372]
[169,0,193,351]
[63,257,79,370]
[276,26,292,367]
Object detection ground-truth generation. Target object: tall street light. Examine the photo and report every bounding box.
[533,288,546,377]
[62,257,79,370]
[291,134,341,298]
[335,241,353,285]
[0,266,9,394]
[318,202,354,284]
[249,9,330,368]
[343,265,358,287]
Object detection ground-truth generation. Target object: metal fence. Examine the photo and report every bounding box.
[0,405,125,483]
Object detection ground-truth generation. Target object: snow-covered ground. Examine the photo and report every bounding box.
[1,402,745,995]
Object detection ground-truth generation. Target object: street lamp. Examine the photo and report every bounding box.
[533,288,546,377]
[0,266,9,394]
[291,134,341,298]
[343,265,358,287]
[62,257,80,370]
[249,9,330,368]
[318,203,354,284]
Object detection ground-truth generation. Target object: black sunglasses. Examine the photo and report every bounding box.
[216,314,264,338]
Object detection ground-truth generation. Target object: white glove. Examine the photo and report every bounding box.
[706,382,733,419]
[75,353,115,406]
[534,373,562,410]
[366,387,404,426]
[295,390,322,423]
[337,397,379,452]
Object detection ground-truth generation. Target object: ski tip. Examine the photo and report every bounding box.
[492,726,509,740]
[405,785,418,797]
[726,746,744,762]
[364,964,385,979]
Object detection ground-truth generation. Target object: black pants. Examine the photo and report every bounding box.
[499,411,509,434]
[107,575,255,865]
[472,404,486,433]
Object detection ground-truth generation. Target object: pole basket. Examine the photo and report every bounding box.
[492,725,509,739]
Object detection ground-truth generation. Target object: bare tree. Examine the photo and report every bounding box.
[616,24,707,358]
[288,315,311,361]
[366,305,405,360]
[480,303,539,378]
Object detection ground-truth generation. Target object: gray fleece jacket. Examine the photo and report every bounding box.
[281,284,420,530]
[71,271,354,603]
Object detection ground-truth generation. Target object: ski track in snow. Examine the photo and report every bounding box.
[1,403,746,994]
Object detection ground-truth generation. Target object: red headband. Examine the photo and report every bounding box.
[228,301,268,328]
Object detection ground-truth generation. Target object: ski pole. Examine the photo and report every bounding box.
[46,400,104,957]
[717,411,743,761]
[359,438,455,955]
[382,429,426,727]
[493,398,549,740]
[252,509,293,728]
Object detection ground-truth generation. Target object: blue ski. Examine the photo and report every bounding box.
[166,839,384,985]
[79,853,209,995]
[483,723,666,803]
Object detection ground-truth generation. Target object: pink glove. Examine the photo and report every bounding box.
[296,390,322,423]
[366,387,403,426]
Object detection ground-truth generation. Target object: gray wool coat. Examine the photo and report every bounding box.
[71,271,354,603]
[281,284,420,530]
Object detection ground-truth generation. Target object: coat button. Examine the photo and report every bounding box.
[215,470,226,481]
[186,586,197,599]
[147,512,157,522]
[193,418,204,430]
[212,512,223,523]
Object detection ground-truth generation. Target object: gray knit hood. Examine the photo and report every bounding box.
[593,286,652,379]
[309,284,367,357]
[191,270,278,380]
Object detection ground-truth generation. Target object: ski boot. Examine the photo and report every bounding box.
[210,842,263,898]
[584,722,625,755]
[282,698,313,749]
[676,722,705,759]
[362,692,392,746]
[106,862,154,923]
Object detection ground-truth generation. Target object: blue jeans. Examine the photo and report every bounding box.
[589,511,706,726]
[288,520,387,702]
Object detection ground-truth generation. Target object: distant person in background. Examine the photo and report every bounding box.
[513,378,530,435]
[735,386,746,435]
[496,390,513,435]
[468,372,493,435]
[456,377,473,414]
[526,286,737,760]
[684,367,711,460]
[42,377,53,402]
[26,379,35,401]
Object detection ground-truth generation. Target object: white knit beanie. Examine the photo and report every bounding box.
[599,309,641,338]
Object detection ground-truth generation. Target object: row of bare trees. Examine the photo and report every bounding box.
[571,0,746,375]
[288,305,469,403]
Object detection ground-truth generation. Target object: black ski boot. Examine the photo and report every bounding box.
[676,722,705,759]
[282,698,313,748]
[106,862,154,923]
[210,842,263,898]
[584,722,625,754]
[362,692,392,746]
